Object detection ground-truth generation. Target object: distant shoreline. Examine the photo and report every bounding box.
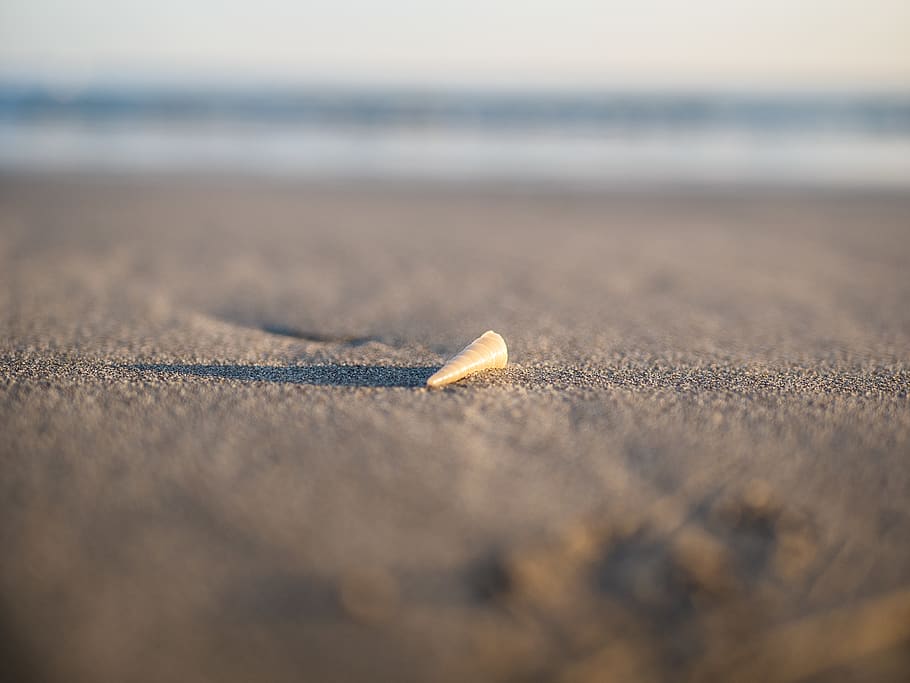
[3,169,910,197]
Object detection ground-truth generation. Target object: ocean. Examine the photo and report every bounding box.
[2,85,909,187]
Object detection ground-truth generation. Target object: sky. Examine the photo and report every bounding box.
[1,0,909,88]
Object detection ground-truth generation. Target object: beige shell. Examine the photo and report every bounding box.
[426,330,508,388]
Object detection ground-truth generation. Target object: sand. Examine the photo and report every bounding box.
[1,174,909,682]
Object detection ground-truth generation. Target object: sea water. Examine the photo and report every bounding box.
[1,85,909,188]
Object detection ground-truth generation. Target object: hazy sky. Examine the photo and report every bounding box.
[1,0,908,87]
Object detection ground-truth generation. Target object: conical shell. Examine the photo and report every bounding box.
[426,330,508,388]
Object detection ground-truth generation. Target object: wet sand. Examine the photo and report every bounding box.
[1,174,909,681]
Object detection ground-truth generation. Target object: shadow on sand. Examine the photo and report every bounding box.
[130,363,437,388]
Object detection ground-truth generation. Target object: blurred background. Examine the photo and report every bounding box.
[1,0,909,187]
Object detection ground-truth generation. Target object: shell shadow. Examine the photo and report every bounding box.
[130,364,437,388]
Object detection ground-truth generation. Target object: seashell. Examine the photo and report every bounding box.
[426,330,508,388]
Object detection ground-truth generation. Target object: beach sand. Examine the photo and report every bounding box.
[1,174,909,681]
